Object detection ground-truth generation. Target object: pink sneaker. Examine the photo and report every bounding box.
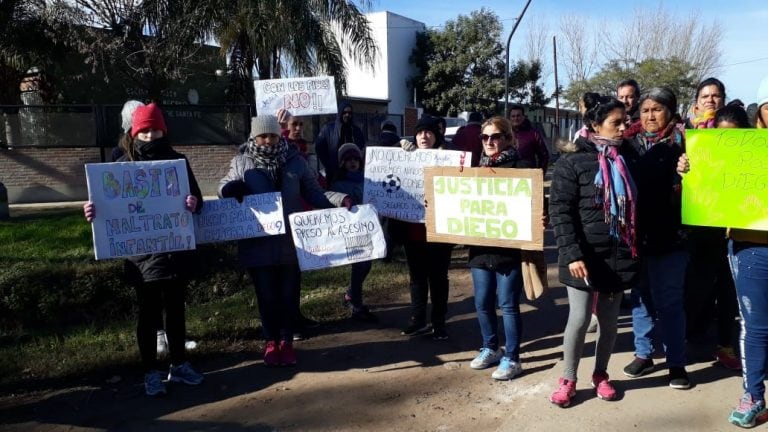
[550,377,576,407]
[592,371,617,401]
[279,340,297,366]
[715,345,742,371]
[263,341,280,366]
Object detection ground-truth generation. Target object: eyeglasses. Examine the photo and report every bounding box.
[342,110,353,115]
[289,121,303,126]
[480,133,504,142]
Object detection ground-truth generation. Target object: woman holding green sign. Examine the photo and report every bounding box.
[467,116,532,381]
[549,94,639,407]
[718,78,768,428]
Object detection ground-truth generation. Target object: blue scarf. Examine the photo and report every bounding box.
[592,135,638,257]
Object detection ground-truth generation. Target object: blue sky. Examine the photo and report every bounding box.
[370,0,768,106]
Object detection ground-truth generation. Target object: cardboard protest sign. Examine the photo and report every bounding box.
[194,193,285,244]
[363,147,469,223]
[254,76,338,116]
[424,167,544,250]
[682,129,768,230]
[289,204,386,271]
[84,159,195,260]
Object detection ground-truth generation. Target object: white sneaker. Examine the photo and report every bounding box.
[470,347,504,370]
[185,340,198,350]
[491,357,523,380]
[156,330,168,355]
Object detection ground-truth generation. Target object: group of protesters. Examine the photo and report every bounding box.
[81,71,768,429]
[549,75,768,429]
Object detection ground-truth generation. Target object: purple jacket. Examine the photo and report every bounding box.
[514,119,549,173]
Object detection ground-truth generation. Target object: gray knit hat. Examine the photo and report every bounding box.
[250,115,281,137]
[120,100,144,133]
[337,142,363,165]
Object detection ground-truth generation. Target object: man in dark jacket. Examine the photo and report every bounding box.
[508,104,550,173]
[315,101,365,179]
[451,112,483,166]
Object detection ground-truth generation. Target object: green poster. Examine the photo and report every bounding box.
[682,129,768,230]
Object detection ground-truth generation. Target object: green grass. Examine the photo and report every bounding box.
[0,209,411,392]
[0,210,94,262]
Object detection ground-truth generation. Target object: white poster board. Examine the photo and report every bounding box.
[84,159,194,260]
[254,76,338,116]
[194,193,285,244]
[363,147,469,223]
[290,204,386,271]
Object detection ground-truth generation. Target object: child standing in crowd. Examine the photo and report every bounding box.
[332,142,378,322]
[549,95,639,407]
[467,116,529,380]
[83,103,205,396]
[219,114,350,367]
[390,116,454,340]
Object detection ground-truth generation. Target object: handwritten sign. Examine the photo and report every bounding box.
[194,193,285,244]
[363,147,469,223]
[682,129,768,230]
[424,167,544,250]
[290,204,386,271]
[254,76,338,116]
[84,159,194,260]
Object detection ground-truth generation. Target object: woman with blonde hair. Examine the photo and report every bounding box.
[467,116,530,380]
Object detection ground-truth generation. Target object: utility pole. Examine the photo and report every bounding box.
[553,35,560,139]
[504,0,533,118]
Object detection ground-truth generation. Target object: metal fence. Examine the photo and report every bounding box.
[0,104,253,149]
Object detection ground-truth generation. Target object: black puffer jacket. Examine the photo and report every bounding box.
[549,137,639,293]
[467,153,532,273]
[627,132,686,256]
[118,139,203,283]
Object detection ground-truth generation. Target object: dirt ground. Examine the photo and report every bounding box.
[0,225,749,432]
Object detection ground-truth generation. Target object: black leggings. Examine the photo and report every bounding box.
[403,241,453,327]
[248,264,301,342]
[136,279,186,372]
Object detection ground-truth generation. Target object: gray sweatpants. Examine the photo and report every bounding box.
[561,286,623,381]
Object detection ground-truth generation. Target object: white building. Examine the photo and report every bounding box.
[342,11,425,124]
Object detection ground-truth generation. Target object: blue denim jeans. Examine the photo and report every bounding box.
[729,241,768,401]
[471,266,523,361]
[630,250,689,367]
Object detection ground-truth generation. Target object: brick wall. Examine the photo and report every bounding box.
[404,107,419,136]
[0,145,239,203]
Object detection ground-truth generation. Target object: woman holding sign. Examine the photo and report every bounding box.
[83,103,205,397]
[390,115,455,340]
[466,116,531,380]
[549,94,640,407]
[219,114,350,367]
[680,78,768,428]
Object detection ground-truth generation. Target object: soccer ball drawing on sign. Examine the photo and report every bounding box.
[382,174,401,193]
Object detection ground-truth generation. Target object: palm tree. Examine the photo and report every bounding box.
[212,0,378,105]
[0,0,63,104]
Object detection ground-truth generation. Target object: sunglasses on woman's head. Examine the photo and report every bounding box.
[480,133,504,142]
